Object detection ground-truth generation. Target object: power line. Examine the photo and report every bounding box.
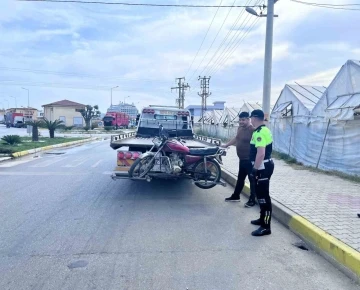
[184,0,223,78]
[197,0,254,77]
[291,0,360,6]
[211,16,260,76]
[290,0,360,11]
[17,0,263,8]
[206,1,261,75]
[188,0,237,82]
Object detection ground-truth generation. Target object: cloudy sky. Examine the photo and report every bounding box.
[0,0,359,113]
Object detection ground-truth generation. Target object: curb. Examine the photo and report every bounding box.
[221,167,360,283]
[10,137,100,158]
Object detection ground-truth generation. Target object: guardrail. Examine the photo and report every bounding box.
[193,134,222,146]
[111,132,136,142]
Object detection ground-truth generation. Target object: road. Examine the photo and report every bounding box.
[0,140,358,290]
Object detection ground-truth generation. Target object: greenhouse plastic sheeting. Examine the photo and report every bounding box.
[270,118,360,176]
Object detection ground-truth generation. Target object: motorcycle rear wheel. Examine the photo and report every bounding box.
[193,159,221,189]
[128,156,154,178]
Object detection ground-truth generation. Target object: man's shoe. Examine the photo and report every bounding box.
[358,214,360,218]
[251,227,271,236]
[244,199,256,208]
[250,218,261,226]
[225,195,240,202]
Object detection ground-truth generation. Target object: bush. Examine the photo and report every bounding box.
[64,126,74,131]
[91,123,99,130]
[0,148,14,154]
[1,135,22,145]
[84,126,90,131]
[104,126,113,131]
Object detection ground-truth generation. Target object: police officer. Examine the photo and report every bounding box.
[249,109,275,236]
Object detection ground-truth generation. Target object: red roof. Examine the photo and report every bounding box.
[42,99,86,107]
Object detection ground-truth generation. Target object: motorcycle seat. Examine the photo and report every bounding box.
[189,147,219,156]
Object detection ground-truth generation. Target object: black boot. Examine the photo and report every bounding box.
[244,197,256,208]
[251,226,271,236]
[250,218,261,225]
[225,194,240,202]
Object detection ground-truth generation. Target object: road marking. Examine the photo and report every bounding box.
[91,159,103,168]
[30,157,68,168]
[0,157,40,167]
[62,157,88,168]
[0,172,86,176]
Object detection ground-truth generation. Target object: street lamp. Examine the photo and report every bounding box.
[21,87,30,108]
[3,99,9,109]
[110,86,119,107]
[9,96,17,108]
[246,1,278,121]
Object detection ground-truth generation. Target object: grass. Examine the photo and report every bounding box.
[0,137,85,154]
[195,129,231,143]
[273,150,360,184]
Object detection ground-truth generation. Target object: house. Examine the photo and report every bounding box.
[6,107,38,120]
[42,100,86,127]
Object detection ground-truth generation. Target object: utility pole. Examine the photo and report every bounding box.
[197,76,211,130]
[171,77,190,109]
[262,0,275,121]
[245,1,277,121]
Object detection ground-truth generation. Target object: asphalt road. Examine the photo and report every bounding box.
[0,140,358,290]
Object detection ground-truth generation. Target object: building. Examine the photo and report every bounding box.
[0,109,5,123]
[108,102,139,120]
[42,99,86,127]
[37,110,44,119]
[185,101,225,118]
[5,107,38,120]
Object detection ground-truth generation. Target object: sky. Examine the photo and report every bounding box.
[0,0,359,113]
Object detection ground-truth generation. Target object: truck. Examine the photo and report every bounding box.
[110,106,224,187]
[5,112,25,128]
[103,112,130,129]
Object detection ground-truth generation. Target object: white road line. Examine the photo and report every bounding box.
[30,157,68,168]
[0,172,86,176]
[91,160,103,168]
[62,157,88,168]
[0,157,41,168]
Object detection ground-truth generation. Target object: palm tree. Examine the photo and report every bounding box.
[26,120,44,142]
[42,118,64,138]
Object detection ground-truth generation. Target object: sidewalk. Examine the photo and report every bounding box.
[221,146,360,253]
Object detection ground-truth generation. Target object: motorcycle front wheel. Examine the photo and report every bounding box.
[193,159,221,189]
[128,156,154,178]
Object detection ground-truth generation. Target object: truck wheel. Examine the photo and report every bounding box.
[193,159,221,189]
[128,156,154,178]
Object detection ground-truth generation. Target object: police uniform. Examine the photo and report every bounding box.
[249,124,274,236]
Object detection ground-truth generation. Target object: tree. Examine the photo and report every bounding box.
[42,118,64,138]
[80,105,101,129]
[26,120,44,142]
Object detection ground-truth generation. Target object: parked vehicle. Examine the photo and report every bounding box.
[5,112,25,127]
[103,112,130,129]
[110,106,224,189]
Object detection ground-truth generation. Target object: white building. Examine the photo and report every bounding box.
[108,102,139,120]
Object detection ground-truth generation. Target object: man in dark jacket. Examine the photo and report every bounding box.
[222,112,256,207]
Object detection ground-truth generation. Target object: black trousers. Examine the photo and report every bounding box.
[255,160,275,229]
[233,159,256,200]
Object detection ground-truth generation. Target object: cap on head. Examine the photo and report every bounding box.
[250,109,265,120]
[239,111,250,119]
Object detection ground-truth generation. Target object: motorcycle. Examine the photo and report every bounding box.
[128,125,227,189]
